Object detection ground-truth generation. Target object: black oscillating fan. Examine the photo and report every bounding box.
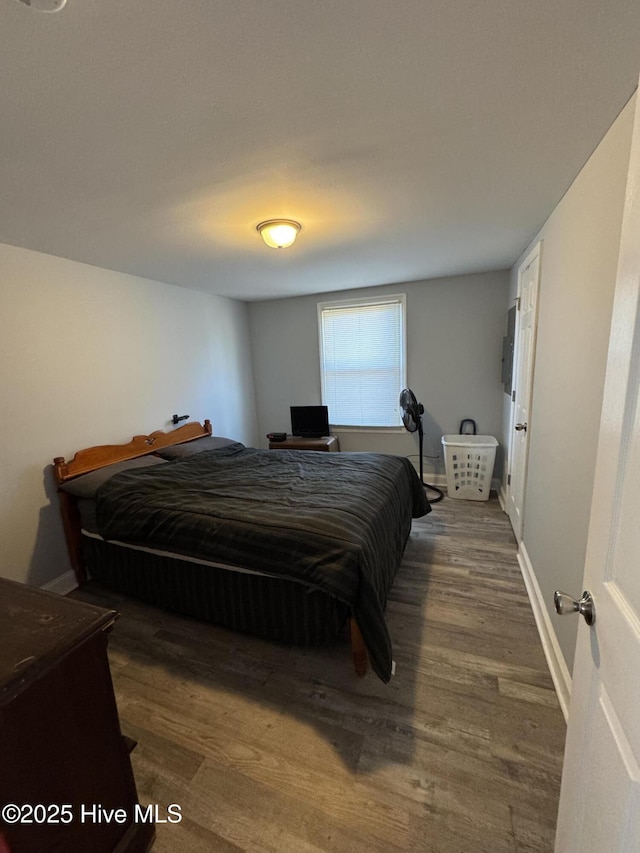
[399,389,443,502]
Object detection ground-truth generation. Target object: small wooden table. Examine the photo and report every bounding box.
[268,435,340,452]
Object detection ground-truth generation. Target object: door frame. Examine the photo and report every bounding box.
[506,240,542,540]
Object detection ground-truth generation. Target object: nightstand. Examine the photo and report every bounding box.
[268,435,340,452]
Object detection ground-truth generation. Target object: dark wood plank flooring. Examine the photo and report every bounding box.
[72,496,566,852]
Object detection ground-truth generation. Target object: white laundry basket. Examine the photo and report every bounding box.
[441,434,498,501]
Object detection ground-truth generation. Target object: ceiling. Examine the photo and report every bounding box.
[1,1,639,302]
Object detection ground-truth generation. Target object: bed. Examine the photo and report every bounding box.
[54,420,430,682]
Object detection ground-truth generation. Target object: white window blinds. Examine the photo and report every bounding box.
[318,295,406,427]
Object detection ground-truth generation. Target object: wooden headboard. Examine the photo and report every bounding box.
[53,419,213,485]
[53,419,212,585]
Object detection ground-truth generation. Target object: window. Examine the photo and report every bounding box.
[318,294,406,428]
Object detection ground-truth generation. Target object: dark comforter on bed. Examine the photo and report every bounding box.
[95,444,430,681]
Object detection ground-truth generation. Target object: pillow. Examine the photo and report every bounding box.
[155,436,244,459]
[59,455,168,499]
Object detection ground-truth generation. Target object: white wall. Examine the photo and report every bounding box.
[0,243,258,589]
[504,95,636,677]
[249,271,509,480]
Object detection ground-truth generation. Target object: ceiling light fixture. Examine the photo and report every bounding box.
[256,219,301,249]
[15,0,68,11]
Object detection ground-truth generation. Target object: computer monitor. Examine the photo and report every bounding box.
[290,405,330,438]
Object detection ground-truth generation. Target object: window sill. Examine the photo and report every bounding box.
[330,426,406,435]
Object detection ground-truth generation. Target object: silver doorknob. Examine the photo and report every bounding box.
[554,590,595,626]
[514,422,527,432]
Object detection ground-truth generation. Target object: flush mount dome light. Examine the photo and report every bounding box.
[256,219,301,249]
[15,0,68,10]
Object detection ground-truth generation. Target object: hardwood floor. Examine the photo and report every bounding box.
[72,496,566,853]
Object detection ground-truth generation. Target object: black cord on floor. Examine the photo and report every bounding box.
[423,482,444,503]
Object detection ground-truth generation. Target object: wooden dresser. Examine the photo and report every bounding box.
[0,578,154,853]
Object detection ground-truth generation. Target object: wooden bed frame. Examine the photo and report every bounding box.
[53,420,369,676]
[53,420,213,587]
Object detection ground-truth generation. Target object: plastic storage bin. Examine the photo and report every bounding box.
[441,434,498,501]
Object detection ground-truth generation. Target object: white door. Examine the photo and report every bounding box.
[507,243,541,540]
[554,85,640,852]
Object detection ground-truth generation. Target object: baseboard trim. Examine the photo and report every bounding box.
[498,486,508,512]
[422,473,446,487]
[517,541,571,722]
[421,474,502,495]
[42,570,78,597]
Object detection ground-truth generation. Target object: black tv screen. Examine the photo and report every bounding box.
[290,405,330,438]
